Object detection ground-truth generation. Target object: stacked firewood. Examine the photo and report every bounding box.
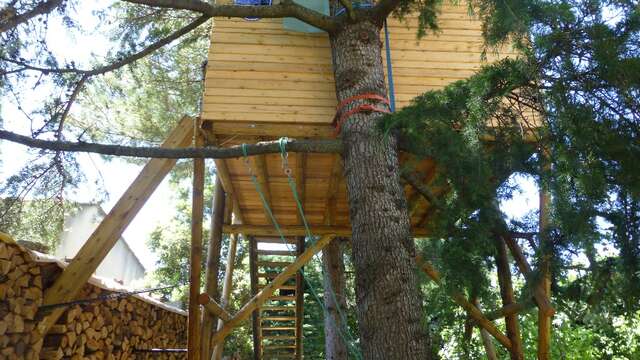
[0,237,187,359]
[0,239,43,359]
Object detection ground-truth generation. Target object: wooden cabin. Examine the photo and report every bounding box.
[201,2,518,232]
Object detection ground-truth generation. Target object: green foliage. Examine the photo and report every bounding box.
[383,0,639,357]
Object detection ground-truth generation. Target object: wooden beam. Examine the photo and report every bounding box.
[501,234,554,317]
[485,300,535,321]
[209,235,336,346]
[202,120,334,139]
[36,116,194,337]
[473,298,498,360]
[199,294,232,322]
[494,237,524,360]
[295,153,306,225]
[249,237,260,360]
[250,152,273,224]
[295,236,305,360]
[415,255,512,351]
[323,155,342,226]
[538,183,552,360]
[188,120,206,360]
[212,231,239,360]
[201,176,226,358]
[204,132,245,225]
[223,224,430,237]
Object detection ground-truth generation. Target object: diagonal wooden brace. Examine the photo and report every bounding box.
[199,294,232,322]
[35,116,195,339]
[415,255,513,351]
[209,234,336,347]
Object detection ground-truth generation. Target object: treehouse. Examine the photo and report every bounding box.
[196,3,521,359]
[200,2,519,233]
[30,2,542,360]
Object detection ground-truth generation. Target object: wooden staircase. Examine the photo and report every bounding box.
[250,237,304,360]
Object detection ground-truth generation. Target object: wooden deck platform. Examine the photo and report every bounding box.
[201,4,518,234]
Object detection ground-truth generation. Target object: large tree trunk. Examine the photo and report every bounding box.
[329,20,429,359]
[322,238,348,360]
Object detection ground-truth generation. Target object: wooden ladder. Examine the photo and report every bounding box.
[250,237,304,360]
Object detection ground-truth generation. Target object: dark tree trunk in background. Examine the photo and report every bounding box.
[329,20,429,360]
[322,238,348,360]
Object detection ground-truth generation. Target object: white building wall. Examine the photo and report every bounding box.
[55,205,145,285]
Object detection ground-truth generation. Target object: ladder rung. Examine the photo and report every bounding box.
[260,306,296,312]
[263,345,296,349]
[258,261,292,268]
[258,284,296,290]
[262,335,296,340]
[261,316,296,322]
[257,250,297,256]
[258,272,282,279]
[255,237,297,244]
[261,327,296,331]
[268,296,296,301]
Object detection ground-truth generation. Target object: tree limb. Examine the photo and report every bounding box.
[2,14,210,77]
[0,0,63,33]
[124,0,337,33]
[0,128,342,158]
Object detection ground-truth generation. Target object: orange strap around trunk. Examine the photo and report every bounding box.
[333,93,391,136]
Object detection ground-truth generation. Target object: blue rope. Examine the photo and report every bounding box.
[384,20,396,112]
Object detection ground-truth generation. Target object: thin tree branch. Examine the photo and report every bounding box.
[1,14,210,77]
[124,0,337,33]
[0,128,342,158]
[56,75,88,140]
[0,0,63,33]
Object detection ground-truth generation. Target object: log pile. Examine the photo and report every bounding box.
[0,234,187,359]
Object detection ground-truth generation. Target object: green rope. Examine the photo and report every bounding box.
[242,141,362,359]
[278,138,361,352]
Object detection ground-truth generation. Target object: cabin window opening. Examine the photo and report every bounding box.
[234,0,272,21]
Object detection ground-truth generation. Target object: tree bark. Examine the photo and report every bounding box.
[322,238,348,360]
[329,20,429,359]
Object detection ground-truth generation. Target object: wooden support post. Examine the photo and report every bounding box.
[484,300,535,321]
[494,237,524,360]
[250,153,273,224]
[501,234,554,317]
[36,116,194,340]
[201,176,226,358]
[199,294,232,322]
[472,298,498,360]
[295,236,305,360]
[294,153,306,225]
[538,182,552,360]
[415,255,512,351]
[222,224,429,237]
[209,235,336,347]
[212,231,239,360]
[249,237,260,360]
[189,120,206,360]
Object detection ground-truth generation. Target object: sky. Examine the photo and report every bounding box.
[0,1,541,273]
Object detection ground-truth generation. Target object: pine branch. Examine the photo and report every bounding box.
[124,0,338,32]
[0,128,342,158]
[0,0,63,33]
